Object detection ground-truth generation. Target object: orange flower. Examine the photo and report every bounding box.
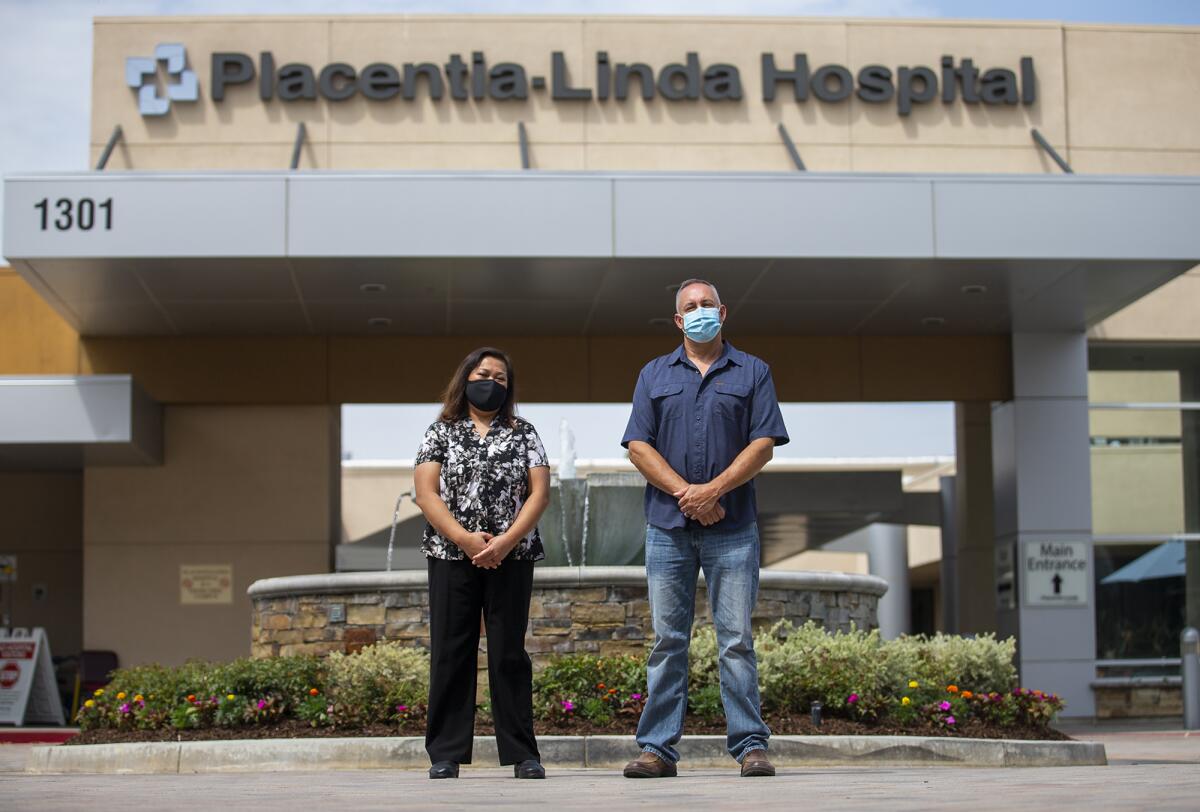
[608,688,617,694]
[186,694,196,702]
[597,683,606,691]
[309,688,319,696]
[947,685,959,693]
[961,691,973,700]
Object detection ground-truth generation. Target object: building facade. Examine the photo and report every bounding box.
[2,15,1199,718]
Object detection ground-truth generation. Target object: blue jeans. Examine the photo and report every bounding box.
[637,521,769,764]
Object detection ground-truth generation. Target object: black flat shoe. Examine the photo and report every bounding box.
[513,759,545,779]
[429,761,459,779]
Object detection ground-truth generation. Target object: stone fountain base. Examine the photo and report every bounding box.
[248,567,887,669]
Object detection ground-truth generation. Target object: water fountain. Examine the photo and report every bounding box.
[248,422,888,665]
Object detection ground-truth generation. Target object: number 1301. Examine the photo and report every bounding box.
[34,198,113,231]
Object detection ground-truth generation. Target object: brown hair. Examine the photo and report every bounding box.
[438,346,518,427]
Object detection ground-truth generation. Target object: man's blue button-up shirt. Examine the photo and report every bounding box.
[621,341,790,531]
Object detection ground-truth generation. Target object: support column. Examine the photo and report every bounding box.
[992,333,1096,717]
[938,475,958,634]
[954,401,998,635]
[866,523,910,640]
[1181,369,1200,630]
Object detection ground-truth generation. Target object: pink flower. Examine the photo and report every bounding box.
[256,699,267,710]
[946,716,956,725]
[119,703,131,714]
[847,693,859,704]
[630,693,642,701]
[939,701,952,711]
[396,704,408,712]
[561,700,575,712]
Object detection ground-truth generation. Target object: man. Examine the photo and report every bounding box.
[620,278,789,779]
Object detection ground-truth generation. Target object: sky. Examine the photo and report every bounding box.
[342,401,957,461]
[2,1,1193,461]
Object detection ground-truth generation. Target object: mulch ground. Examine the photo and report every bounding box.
[65,711,1070,745]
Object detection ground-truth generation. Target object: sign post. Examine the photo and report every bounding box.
[0,628,66,726]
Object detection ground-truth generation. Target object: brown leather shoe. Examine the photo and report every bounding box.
[740,750,775,777]
[623,751,678,778]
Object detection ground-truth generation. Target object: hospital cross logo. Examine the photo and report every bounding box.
[126,43,199,116]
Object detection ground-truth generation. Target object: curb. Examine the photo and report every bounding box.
[26,734,1106,774]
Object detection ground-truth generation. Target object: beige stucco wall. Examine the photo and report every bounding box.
[83,405,338,666]
[1089,371,1182,439]
[1091,446,1186,535]
[0,472,83,659]
[89,16,1200,174]
[1087,371,1187,537]
[341,466,418,544]
[1090,266,1200,341]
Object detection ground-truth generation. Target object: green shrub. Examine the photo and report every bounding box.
[78,623,1059,733]
[532,653,647,724]
[884,633,1017,697]
[325,642,429,726]
[757,621,891,719]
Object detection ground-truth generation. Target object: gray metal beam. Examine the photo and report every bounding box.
[1031,128,1074,174]
[290,122,307,170]
[95,126,124,171]
[776,123,806,171]
[518,122,530,170]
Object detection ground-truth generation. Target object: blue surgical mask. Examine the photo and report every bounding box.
[681,307,722,343]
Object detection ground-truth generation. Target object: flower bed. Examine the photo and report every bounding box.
[71,622,1067,745]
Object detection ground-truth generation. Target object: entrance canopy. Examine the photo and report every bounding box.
[3,171,1198,337]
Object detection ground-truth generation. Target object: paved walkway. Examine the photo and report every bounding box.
[2,725,1197,811]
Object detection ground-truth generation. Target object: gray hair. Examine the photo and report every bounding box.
[674,278,722,314]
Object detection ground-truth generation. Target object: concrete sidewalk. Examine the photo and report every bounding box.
[2,761,1198,811]
[1,724,1195,811]
[1055,722,1200,765]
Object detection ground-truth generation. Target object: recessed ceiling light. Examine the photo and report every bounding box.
[367,317,392,329]
[961,284,988,295]
[921,316,946,327]
[360,283,387,293]
[648,317,674,327]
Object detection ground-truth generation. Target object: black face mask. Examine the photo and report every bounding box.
[465,379,507,412]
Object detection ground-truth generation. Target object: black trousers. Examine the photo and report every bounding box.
[425,556,539,766]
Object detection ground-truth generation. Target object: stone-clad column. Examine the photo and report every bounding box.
[992,333,1096,717]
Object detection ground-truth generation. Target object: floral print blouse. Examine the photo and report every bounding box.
[414,415,549,561]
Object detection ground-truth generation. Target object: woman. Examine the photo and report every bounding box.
[413,346,551,780]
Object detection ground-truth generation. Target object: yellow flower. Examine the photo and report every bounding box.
[227,694,236,701]
[94,688,104,697]
[908,680,919,689]
[901,697,911,706]
[84,699,95,708]
[116,692,126,700]
[134,695,144,703]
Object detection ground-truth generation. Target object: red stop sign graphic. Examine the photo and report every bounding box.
[0,662,20,689]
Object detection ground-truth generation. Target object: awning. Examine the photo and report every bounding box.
[4,171,1197,337]
[0,375,162,469]
[1100,539,1188,585]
